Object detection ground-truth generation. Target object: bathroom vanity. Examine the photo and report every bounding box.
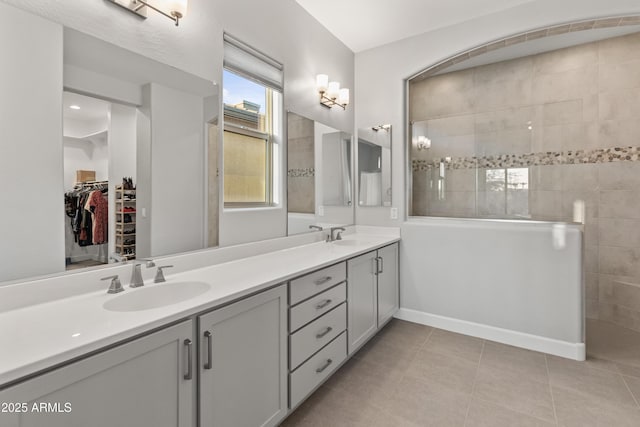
[0,230,399,427]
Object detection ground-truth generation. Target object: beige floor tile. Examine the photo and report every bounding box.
[547,354,638,407]
[473,364,555,422]
[352,337,418,373]
[617,362,640,378]
[405,348,478,394]
[423,328,484,363]
[465,399,556,427]
[586,319,640,366]
[553,385,640,427]
[624,375,640,405]
[480,341,549,383]
[375,319,433,348]
[379,376,470,426]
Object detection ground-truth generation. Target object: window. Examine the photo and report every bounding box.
[223,35,283,207]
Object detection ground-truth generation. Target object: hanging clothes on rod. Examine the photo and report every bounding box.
[64,181,108,246]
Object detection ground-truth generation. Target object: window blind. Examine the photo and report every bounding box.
[223,33,283,92]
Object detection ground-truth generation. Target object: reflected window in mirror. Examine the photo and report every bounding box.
[222,35,283,208]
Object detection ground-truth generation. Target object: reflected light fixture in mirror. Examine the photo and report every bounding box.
[316,74,349,109]
[107,0,188,26]
[414,135,431,150]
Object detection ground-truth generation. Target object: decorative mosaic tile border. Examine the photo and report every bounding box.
[411,15,640,81]
[288,168,315,177]
[412,146,640,171]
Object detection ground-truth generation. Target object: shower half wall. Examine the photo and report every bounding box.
[409,30,640,332]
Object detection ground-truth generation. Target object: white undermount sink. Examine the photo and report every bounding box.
[103,281,211,312]
[332,239,374,247]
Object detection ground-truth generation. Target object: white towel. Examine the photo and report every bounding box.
[359,172,382,206]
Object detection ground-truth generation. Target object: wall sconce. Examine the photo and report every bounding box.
[316,74,349,110]
[415,135,431,150]
[107,0,187,26]
[372,124,391,131]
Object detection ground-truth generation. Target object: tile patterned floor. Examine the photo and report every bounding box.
[281,319,640,426]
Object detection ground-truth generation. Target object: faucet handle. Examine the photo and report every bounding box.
[154,265,174,283]
[102,275,124,294]
[136,257,156,268]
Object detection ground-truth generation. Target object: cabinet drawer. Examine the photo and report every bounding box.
[290,332,347,408]
[290,303,346,370]
[289,262,346,305]
[290,282,346,332]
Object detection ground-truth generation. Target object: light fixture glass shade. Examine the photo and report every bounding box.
[166,0,188,17]
[327,81,340,99]
[316,74,329,93]
[338,88,350,105]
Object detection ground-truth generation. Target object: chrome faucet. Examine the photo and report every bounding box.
[102,275,124,294]
[130,258,156,288]
[109,252,126,263]
[309,225,323,231]
[154,265,174,283]
[327,227,346,242]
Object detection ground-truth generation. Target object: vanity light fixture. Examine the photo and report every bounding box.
[69,105,81,110]
[372,124,391,132]
[316,74,349,110]
[107,0,187,26]
[415,135,431,150]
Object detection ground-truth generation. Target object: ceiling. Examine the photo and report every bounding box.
[295,0,536,52]
[63,91,110,122]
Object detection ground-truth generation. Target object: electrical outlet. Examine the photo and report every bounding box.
[390,207,398,219]
[318,206,325,217]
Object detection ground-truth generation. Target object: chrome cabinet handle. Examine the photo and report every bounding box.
[315,299,333,309]
[183,339,193,380]
[316,358,333,373]
[373,257,379,276]
[378,256,384,274]
[314,276,332,285]
[316,326,333,339]
[204,331,213,370]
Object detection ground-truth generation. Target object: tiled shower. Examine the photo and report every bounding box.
[409,31,640,331]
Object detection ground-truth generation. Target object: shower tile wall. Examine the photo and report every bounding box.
[287,113,315,214]
[410,31,640,331]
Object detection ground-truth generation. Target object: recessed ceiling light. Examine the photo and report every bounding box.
[70,105,81,110]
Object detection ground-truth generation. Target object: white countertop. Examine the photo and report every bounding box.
[0,232,399,387]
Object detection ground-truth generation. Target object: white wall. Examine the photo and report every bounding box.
[147,83,205,256]
[355,0,640,228]
[2,0,355,249]
[108,104,137,256]
[0,3,64,282]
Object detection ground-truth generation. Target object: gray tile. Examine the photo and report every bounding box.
[424,329,484,363]
[379,376,470,426]
[465,399,556,427]
[375,318,433,348]
[599,275,640,310]
[480,341,549,384]
[405,348,478,394]
[353,336,418,373]
[547,354,638,407]
[553,385,640,427]
[624,375,640,405]
[599,219,640,248]
[473,364,555,422]
[598,245,640,277]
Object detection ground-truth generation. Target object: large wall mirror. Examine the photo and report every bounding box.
[287,112,354,235]
[0,3,219,284]
[357,125,392,207]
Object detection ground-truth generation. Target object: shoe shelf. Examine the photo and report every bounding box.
[115,184,136,260]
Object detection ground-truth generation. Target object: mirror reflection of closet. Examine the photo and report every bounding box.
[358,125,392,207]
[63,91,138,270]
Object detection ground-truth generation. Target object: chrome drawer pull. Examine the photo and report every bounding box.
[316,326,333,339]
[183,339,193,380]
[378,256,384,274]
[315,299,333,309]
[316,358,333,373]
[314,276,332,285]
[204,331,213,370]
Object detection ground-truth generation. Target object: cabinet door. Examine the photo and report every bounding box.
[199,285,287,427]
[347,250,378,354]
[0,321,195,427]
[377,243,399,326]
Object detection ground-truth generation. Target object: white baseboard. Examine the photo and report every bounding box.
[395,308,586,361]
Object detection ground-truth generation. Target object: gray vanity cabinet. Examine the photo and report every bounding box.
[198,284,288,427]
[0,320,195,427]
[347,243,399,354]
[377,243,400,326]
